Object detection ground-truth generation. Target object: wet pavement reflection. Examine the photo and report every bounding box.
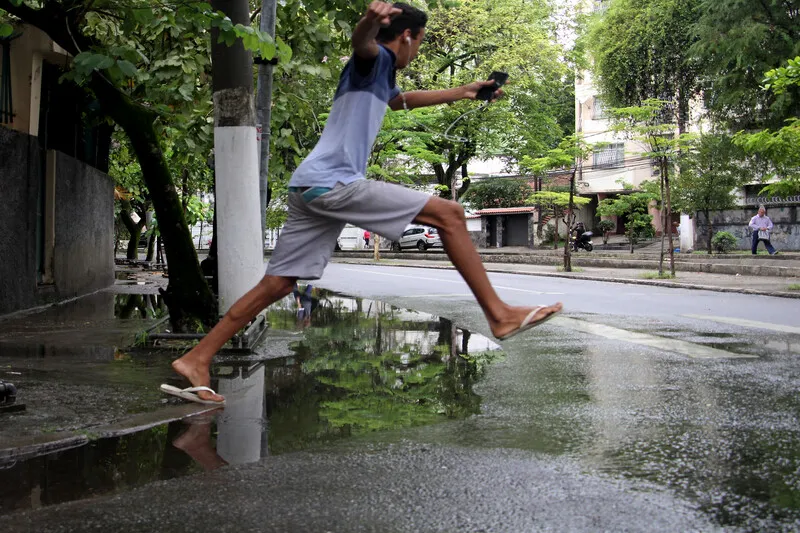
[0,289,501,513]
[1,289,799,530]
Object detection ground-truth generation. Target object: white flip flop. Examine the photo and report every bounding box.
[160,384,226,405]
[496,305,562,341]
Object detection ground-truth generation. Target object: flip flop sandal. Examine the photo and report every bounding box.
[160,384,226,406]
[496,305,562,341]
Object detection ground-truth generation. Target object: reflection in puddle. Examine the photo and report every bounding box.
[0,291,502,513]
[114,294,167,320]
[0,417,211,515]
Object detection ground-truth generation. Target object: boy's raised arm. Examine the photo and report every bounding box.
[352,2,402,59]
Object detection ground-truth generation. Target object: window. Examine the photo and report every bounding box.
[591,97,606,120]
[593,143,624,169]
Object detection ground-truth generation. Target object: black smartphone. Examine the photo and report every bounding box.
[476,71,509,101]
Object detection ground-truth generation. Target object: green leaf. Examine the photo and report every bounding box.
[83,53,116,71]
[178,83,194,100]
[0,24,12,38]
[117,60,138,78]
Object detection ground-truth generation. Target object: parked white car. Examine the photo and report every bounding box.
[391,225,442,251]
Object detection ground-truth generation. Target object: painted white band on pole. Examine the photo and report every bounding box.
[215,126,264,314]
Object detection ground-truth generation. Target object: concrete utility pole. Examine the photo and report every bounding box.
[211,0,263,314]
[256,0,277,245]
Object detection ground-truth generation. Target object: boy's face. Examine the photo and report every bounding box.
[397,28,426,68]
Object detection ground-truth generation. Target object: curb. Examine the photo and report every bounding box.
[0,404,219,463]
[333,260,800,300]
[326,252,800,278]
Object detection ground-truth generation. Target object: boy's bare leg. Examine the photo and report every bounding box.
[172,275,296,402]
[172,418,228,471]
[413,197,562,339]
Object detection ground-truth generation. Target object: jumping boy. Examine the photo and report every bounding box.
[163,1,562,404]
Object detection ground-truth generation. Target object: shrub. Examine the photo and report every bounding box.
[711,231,738,254]
[541,224,557,246]
[596,220,616,244]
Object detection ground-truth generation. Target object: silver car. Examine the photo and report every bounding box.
[392,225,442,251]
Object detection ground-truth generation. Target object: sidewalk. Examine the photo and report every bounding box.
[332,257,800,299]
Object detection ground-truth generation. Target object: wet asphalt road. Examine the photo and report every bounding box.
[4,264,800,532]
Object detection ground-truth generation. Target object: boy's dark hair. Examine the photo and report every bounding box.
[376,2,428,43]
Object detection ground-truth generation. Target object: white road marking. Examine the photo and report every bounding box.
[342,268,564,295]
[403,293,470,298]
[682,314,800,335]
[554,317,757,359]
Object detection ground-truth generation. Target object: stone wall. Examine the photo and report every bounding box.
[0,126,114,315]
[0,127,42,314]
[53,151,114,298]
[695,205,799,251]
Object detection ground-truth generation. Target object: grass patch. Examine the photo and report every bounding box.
[641,272,677,280]
[788,284,800,291]
[556,266,584,273]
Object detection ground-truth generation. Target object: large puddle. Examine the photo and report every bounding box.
[0,290,501,514]
[2,289,800,530]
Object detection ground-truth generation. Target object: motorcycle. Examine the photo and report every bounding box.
[570,230,594,252]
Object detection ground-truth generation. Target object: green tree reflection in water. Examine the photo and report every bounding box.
[264,291,503,451]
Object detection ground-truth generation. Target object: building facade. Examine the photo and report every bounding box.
[574,68,664,237]
[0,25,114,316]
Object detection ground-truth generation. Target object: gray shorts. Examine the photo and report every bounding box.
[266,180,432,279]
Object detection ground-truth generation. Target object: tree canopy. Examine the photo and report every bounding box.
[673,133,750,252]
[585,0,700,131]
[396,0,572,197]
[461,178,533,210]
[690,0,800,130]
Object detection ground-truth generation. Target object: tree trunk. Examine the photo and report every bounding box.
[554,214,559,249]
[90,76,217,330]
[706,210,713,254]
[181,168,190,211]
[146,232,156,262]
[629,225,634,254]
[119,199,143,260]
[457,164,471,198]
[126,228,140,260]
[433,147,474,199]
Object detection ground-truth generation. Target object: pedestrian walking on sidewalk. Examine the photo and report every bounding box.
[364,230,371,248]
[749,205,778,255]
[162,2,562,405]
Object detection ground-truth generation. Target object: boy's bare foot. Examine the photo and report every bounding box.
[491,302,563,340]
[172,356,225,403]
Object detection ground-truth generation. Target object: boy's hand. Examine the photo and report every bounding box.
[365,1,403,26]
[463,80,504,101]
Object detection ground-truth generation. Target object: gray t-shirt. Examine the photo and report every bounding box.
[289,45,400,188]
